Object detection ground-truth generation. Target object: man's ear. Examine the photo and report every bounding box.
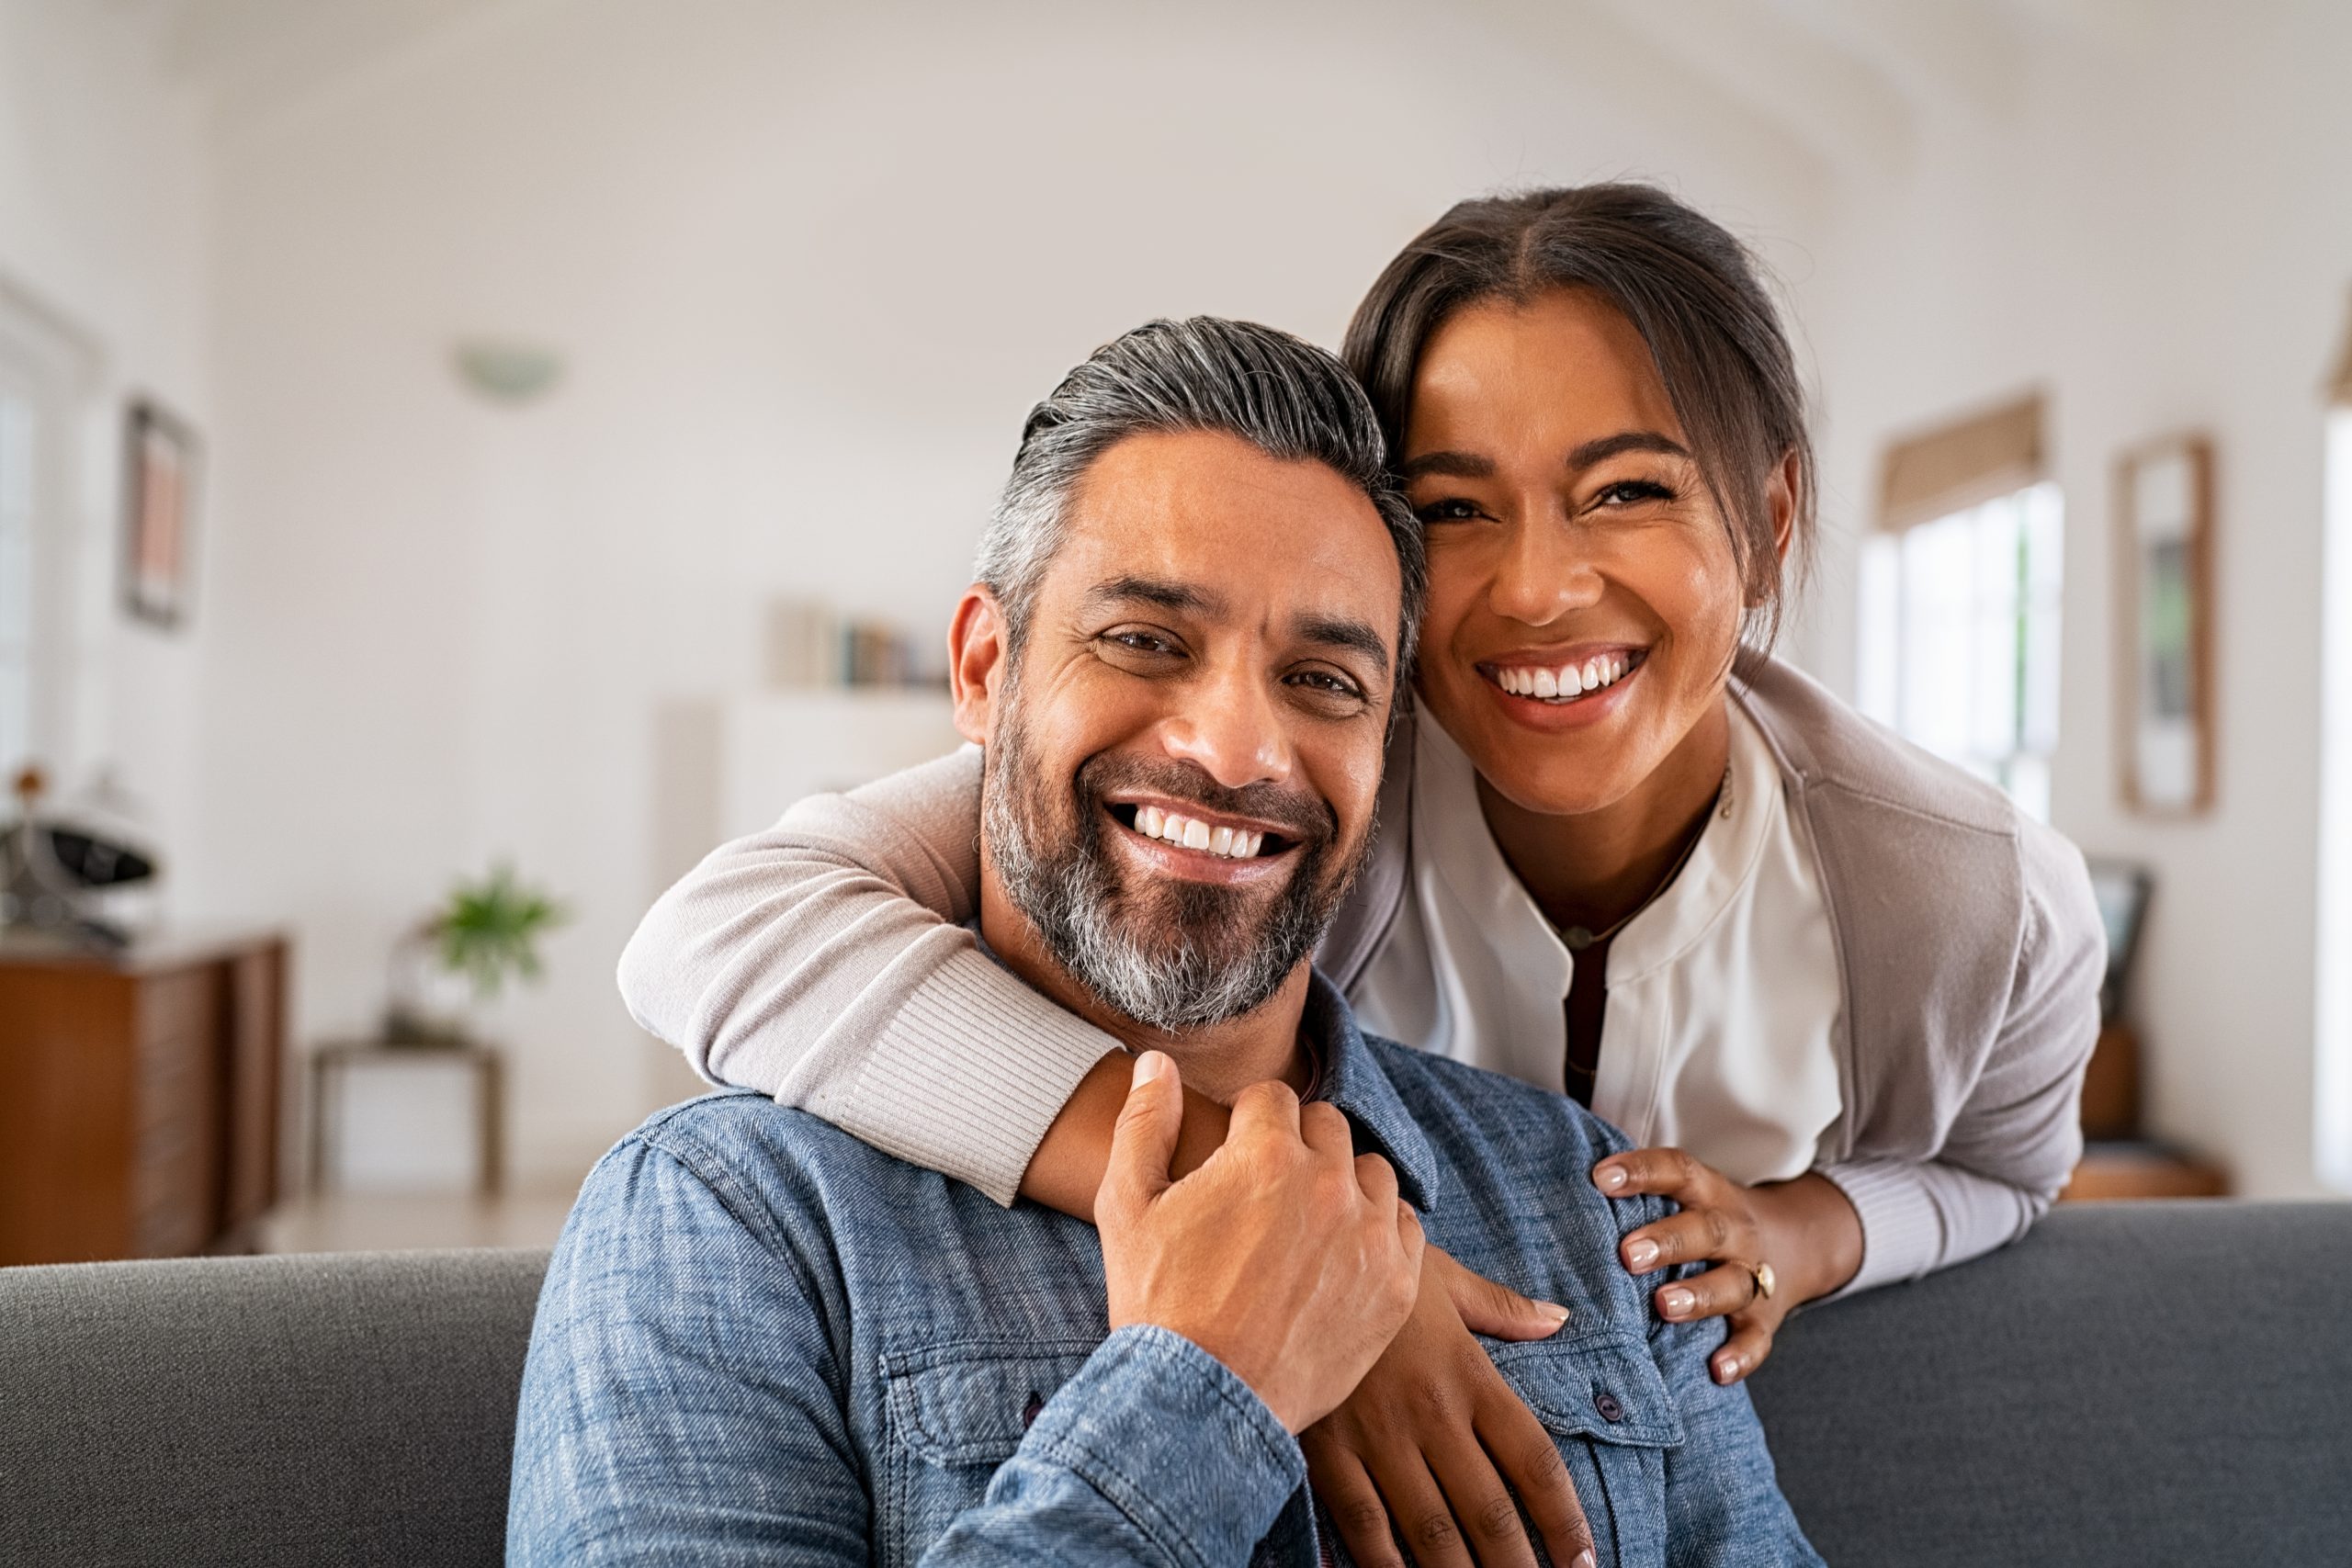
[947,585,1010,745]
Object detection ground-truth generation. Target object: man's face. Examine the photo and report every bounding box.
[957,428,1403,1032]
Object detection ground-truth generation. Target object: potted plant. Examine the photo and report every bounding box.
[383,863,568,1046]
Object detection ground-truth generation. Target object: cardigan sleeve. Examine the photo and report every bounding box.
[616,746,1122,1206]
[1818,814,2106,1294]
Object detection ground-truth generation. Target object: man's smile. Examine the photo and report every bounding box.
[1102,796,1306,886]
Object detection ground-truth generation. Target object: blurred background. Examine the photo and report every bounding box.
[4,0,2349,1260]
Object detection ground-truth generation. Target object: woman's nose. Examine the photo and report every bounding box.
[1488,513,1603,627]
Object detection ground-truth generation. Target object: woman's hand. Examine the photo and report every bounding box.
[1593,1148,1863,1384]
[1300,1247,1596,1568]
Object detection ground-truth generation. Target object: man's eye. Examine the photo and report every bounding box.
[1102,630,1181,657]
[1412,497,1486,525]
[1287,670,1364,700]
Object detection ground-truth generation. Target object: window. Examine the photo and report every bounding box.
[1858,394,2062,821]
[1859,484,2064,819]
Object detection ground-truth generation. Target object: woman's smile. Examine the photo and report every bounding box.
[1474,644,1650,728]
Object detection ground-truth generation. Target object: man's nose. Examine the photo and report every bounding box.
[1156,660,1294,791]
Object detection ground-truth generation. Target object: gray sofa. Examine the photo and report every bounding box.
[3,1201,2346,1565]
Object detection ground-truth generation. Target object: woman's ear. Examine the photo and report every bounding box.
[947,586,1009,745]
[1770,450,1802,567]
[1744,450,1804,610]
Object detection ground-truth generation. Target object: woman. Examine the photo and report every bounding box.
[621,184,2103,1565]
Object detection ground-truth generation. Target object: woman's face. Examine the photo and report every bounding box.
[1401,288,1754,818]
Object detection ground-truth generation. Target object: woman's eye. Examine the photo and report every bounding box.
[1595,479,1676,508]
[1413,497,1486,525]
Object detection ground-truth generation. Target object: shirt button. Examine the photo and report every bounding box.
[1022,1393,1045,1430]
[1593,1391,1625,1423]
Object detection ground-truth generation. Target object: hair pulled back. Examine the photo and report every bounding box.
[1341,183,1814,647]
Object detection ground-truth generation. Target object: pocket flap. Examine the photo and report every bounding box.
[1487,1332,1685,1449]
[881,1338,1102,1468]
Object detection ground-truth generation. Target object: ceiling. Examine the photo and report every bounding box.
[122,0,2177,174]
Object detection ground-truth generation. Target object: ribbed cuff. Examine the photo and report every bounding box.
[1816,1156,1948,1297]
[820,944,1121,1206]
[1022,1325,1306,1568]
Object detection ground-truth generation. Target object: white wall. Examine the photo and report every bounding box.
[1797,6,2352,1197]
[0,1,212,856]
[36,0,2342,1196]
[186,0,1837,1182]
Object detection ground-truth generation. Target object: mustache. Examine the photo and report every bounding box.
[1073,752,1338,845]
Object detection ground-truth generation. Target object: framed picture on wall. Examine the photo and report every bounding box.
[2116,433,2214,813]
[122,397,198,629]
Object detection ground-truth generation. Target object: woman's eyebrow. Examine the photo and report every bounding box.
[1565,431,1690,469]
[1396,450,1493,482]
[1398,433,1690,481]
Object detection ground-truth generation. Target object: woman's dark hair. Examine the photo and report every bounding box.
[1340,183,1815,648]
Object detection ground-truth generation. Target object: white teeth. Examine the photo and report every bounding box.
[1127,807,1269,859]
[1491,654,1642,703]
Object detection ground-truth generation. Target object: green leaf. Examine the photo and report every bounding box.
[429,862,570,1000]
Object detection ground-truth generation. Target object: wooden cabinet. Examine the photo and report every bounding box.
[0,930,287,1265]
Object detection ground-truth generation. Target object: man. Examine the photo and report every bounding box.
[508,319,1822,1565]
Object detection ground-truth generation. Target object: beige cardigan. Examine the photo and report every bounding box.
[618,656,2105,1295]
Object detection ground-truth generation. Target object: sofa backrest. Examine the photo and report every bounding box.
[1,1247,544,1567]
[1747,1199,2352,1565]
[2,1202,2347,1566]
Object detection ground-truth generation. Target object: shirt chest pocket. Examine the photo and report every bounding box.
[1487,1335,1685,1568]
[876,1339,1101,1568]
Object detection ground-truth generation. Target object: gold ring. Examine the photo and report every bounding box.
[1740,1260,1776,1302]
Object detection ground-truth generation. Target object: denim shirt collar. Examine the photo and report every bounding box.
[1300,971,1440,1214]
[969,920,1440,1214]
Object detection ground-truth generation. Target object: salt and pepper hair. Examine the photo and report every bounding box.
[974,316,1428,673]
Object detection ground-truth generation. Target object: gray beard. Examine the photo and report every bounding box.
[982,700,1363,1034]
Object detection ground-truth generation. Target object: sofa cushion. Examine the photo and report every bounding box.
[0,1248,545,1568]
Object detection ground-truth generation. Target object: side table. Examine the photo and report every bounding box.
[309,1040,504,1196]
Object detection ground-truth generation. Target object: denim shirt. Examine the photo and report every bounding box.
[508,976,1824,1567]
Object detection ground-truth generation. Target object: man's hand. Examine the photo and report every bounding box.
[1098,1051,1424,1433]
[1303,1247,1595,1568]
[1595,1148,1864,1382]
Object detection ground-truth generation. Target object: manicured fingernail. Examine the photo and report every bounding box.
[1659,1287,1693,1316]
[1715,1354,1741,1382]
[1624,1238,1658,1270]
[1132,1050,1166,1084]
[1541,1301,1571,1327]
[1595,1165,1627,1192]
[1575,1551,1597,1568]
